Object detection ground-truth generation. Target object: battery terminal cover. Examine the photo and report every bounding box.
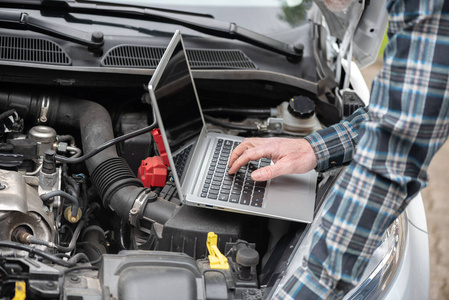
[152,129,169,166]
[207,232,229,270]
[137,129,170,188]
[137,156,167,188]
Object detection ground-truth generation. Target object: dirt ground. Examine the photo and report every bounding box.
[421,144,449,299]
[361,61,449,300]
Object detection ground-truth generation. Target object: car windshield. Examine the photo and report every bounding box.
[84,0,314,34]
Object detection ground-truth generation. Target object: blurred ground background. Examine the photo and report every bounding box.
[361,61,449,300]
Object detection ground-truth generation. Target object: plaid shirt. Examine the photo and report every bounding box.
[274,0,449,299]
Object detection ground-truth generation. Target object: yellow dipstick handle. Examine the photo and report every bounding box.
[206,232,229,269]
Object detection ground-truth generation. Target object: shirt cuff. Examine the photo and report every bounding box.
[304,130,336,172]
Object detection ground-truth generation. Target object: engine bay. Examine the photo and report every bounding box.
[0,78,346,299]
[0,0,395,298]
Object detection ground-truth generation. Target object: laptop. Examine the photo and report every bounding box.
[147,30,317,223]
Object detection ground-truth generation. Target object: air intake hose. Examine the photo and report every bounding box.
[0,90,178,226]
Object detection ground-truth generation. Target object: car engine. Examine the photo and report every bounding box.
[0,84,339,299]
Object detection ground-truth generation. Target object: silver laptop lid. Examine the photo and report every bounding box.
[147,30,206,200]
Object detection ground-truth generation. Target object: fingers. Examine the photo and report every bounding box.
[227,137,317,181]
[227,141,251,170]
[228,139,268,174]
[228,148,267,174]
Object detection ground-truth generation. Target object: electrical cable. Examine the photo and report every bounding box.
[202,107,272,118]
[55,219,85,253]
[55,108,157,164]
[67,253,91,265]
[62,164,80,195]
[40,190,79,217]
[54,202,100,253]
[54,253,71,259]
[0,241,86,268]
[204,115,259,131]
[0,109,16,121]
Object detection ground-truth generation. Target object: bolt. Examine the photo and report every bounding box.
[0,182,5,190]
[91,31,104,43]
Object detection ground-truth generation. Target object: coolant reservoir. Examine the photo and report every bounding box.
[277,96,322,134]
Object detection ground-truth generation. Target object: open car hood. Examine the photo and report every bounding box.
[314,0,388,68]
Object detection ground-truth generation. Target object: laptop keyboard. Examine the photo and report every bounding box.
[200,139,271,207]
[173,144,193,178]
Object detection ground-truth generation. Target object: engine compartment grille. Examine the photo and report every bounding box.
[102,45,165,69]
[102,45,257,69]
[0,35,71,65]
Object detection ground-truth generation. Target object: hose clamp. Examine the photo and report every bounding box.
[39,95,50,123]
[129,188,152,232]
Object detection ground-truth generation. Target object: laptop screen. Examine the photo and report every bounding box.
[148,32,204,183]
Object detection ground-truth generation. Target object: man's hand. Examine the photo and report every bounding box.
[228,137,317,181]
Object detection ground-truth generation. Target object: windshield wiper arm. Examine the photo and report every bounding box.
[0,10,104,52]
[40,0,303,60]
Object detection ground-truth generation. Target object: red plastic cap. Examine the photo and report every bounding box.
[152,129,169,166]
[137,156,167,188]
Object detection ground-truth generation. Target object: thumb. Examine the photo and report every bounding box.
[251,165,278,181]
